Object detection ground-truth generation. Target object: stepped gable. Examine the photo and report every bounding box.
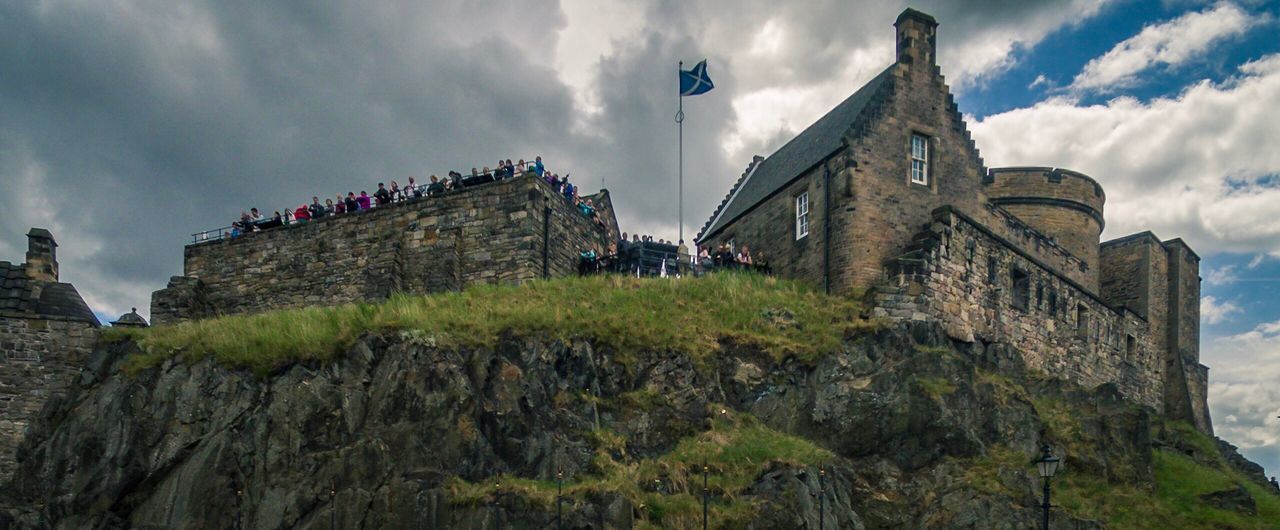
[0,261,97,325]
[698,65,894,242]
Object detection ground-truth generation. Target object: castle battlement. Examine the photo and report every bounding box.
[152,174,619,324]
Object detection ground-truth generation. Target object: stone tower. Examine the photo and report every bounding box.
[983,167,1106,291]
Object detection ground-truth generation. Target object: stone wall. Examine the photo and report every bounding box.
[153,176,616,323]
[0,314,97,482]
[699,158,836,290]
[873,207,1164,411]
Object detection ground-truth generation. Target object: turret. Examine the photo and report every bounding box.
[983,168,1105,289]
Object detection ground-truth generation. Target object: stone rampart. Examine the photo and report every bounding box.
[0,314,97,481]
[153,175,616,323]
[874,206,1164,411]
[975,203,1095,289]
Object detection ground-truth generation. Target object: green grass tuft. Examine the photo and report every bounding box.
[448,410,833,527]
[112,273,873,376]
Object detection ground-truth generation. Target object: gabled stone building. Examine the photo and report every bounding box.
[698,9,1212,434]
[0,228,100,481]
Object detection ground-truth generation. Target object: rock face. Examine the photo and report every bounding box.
[0,323,1270,528]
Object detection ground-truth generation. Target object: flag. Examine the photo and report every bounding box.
[680,60,714,96]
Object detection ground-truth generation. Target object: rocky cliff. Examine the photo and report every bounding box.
[1,276,1277,529]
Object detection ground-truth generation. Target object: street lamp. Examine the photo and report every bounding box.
[1034,444,1061,530]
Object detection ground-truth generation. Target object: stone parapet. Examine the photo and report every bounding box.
[157,175,616,322]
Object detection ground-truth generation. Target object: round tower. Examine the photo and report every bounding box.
[983,167,1105,279]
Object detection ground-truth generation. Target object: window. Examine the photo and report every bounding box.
[1048,291,1058,315]
[1011,269,1030,310]
[910,134,929,185]
[795,192,809,240]
[1076,304,1089,339]
[986,256,998,284]
[1126,335,1137,359]
[1035,282,1044,310]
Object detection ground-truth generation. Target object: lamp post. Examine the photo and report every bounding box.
[1034,444,1061,530]
[702,463,709,530]
[818,466,825,530]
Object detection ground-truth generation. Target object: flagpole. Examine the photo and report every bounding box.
[677,61,684,246]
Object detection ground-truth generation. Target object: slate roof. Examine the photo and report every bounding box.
[699,65,895,242]
[0,261,99,325]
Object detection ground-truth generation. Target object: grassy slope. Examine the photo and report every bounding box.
[969,410,1280,529]
[105,273,871,375]
[103,273,1280,527]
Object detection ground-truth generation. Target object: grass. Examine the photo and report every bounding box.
[963,411,1280,528]
[447,409,834,528]
[915,376,957,399]
[107,272,874,376]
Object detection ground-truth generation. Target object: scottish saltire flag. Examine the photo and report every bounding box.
[680,60,714,96]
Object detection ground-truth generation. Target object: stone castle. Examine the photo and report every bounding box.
[0,7,1213,485]
[696,8,1211,434]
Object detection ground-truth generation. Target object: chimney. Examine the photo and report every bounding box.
[895,8,938,67]
[25,227,58,282]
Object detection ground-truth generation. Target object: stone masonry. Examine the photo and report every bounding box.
[152,175,618,322]
[0,229,100,482]
[697,9,1212,434]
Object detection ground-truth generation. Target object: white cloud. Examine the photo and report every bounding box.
[1204,318,1280,477]
[1069,2,1263,93]
[1205,265,1239,286]
[1247,253,1266,268]
[972,53,1280,256]
[1028,74,1050,90]
[1201,296,1243,324]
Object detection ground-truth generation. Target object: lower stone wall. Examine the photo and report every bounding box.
[873,206,1164,412]
[0,315,97,482]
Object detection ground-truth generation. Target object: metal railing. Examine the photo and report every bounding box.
[190,161,572,244]
[579,243,772,278]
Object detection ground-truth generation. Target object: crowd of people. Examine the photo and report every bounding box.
[578,232,769,277]
[220,156,600,238]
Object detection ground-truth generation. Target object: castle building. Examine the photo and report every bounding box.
[152,174,619,323]
[0,229,100,481]
[697,9,1212,434]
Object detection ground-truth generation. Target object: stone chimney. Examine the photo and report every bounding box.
[894,8,938,67]
[25,228,58,282]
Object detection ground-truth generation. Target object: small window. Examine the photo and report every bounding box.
[795,192,809,240]
[1011,269,1030,310]
[986,256,998,284]
[1076,304,1089,339]
[1049,291,1058,315]
[1126,335,1136,359]
[1035,282,1044,310]
[910,134,929,185]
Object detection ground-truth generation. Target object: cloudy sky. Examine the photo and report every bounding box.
[2,0,1279,476]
